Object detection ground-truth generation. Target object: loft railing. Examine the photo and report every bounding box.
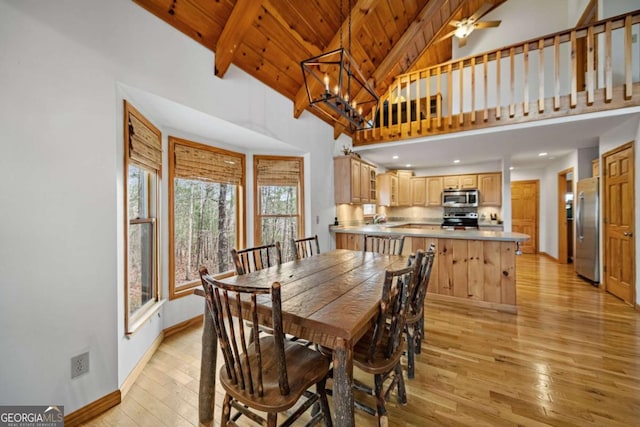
[354,9,640,145]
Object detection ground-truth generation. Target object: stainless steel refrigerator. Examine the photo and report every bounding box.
[575,177,599,283]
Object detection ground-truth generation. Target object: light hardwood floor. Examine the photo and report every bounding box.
[86,255,640,426]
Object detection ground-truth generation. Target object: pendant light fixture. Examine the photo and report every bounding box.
[300,0,379,131]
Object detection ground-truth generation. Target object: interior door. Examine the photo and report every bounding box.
[511,180,539,254]
[603,142,635,305]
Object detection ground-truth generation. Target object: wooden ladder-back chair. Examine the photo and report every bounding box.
[363,234,405,256]
[292,235,320,259]
[199,268,333,427]
[231,242,282,275]
[405,244,436,379]
[330,250,423,425]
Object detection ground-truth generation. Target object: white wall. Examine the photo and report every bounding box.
[0,0,337,413]
[455,0,571,58]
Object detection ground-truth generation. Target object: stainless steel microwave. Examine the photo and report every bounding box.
[442,188,479,207]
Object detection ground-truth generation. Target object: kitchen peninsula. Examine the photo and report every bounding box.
[330,223,529,313]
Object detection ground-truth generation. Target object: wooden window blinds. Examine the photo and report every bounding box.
[170,137,244,185]
[255,157,303,187]
[124,101,162,172]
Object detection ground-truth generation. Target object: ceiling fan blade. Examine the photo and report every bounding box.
[458,36,468,48]
[435,29,458,44]
[469,3,492,23]
[448,19,462,27]
[474,20,501,29]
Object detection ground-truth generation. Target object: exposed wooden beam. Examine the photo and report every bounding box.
[292,0,378,119]
[357,0,461,102]
[215,0,263,78]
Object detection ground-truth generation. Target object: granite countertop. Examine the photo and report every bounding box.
[329,222,528,242]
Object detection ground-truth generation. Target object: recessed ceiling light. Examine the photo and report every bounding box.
[405,164,411,168]
[392,155,399,159]
[509,166,515,170]
[538,152,548,157]
[453,159,461,164]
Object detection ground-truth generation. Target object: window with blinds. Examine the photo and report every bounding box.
[169,136,245,299]
[254,156,304,262]
[124,100,161,333]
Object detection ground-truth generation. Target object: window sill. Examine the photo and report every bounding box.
[170,270,235,300]
[125,299,166,337]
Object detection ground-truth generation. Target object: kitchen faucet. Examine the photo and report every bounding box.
[373,214,386,224]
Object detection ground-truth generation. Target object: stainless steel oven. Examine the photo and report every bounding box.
[442,188,479,207]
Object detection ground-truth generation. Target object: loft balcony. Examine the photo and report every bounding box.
[353,10,640,147]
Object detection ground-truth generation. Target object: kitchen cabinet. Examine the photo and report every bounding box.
[426,177,443,206]
[360,162,370,203]
[592,159,599,177]
[377,173,398,206]
[443,174,478,189]
[397,170,413,206]
[410,177,426,206]
[335,232,363,250]
[368,165,377,203]
[478,173,502,206]
[334,156,376,204]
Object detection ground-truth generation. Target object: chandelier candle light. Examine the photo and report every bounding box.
[300,0,379,131]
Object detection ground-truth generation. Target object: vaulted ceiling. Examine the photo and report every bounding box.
[132,0,506,134]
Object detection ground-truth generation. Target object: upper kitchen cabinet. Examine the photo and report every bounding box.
[426,177,444,206]
[397,170,413,206]
[334,156,376,204]
[377,172,398,206]
[478,173,502,206]
[410,177,426,206]
[443,174,478,189]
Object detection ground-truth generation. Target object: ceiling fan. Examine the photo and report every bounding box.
[437,3,501,48]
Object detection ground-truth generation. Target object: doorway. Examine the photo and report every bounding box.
[602,142,635,305]
[558,168,574,264]
[511,180,539,254]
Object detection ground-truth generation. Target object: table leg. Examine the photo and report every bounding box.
[199,300,217,426]
[332,337,354,427]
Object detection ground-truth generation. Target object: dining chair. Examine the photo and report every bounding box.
[363,234,405,255]
[405,244,436,379]
[231,242,282,275]
[199,268,333,427]
[292,235,320,259]
[319,250,422,425]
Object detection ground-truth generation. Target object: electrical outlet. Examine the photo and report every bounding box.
[71,352,90,379]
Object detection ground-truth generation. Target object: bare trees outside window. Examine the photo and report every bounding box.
[169,137,245,299]
[254,156,304,262]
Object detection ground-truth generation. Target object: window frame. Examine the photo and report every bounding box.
[123,101,161,334]
[168,136,246,299]
[253,155,305,260]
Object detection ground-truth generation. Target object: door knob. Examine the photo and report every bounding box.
[623,231,633,237]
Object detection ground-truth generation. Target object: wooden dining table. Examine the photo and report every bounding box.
[197,248,408,427]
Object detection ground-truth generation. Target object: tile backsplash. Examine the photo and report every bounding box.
[336,204,503,225]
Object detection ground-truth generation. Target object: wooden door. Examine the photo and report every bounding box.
[511,180,539,254]
[603,142,635,305]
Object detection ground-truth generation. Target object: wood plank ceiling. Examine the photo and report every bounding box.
[132,0,506,137]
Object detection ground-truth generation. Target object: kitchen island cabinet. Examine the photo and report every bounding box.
[331,223,528,313]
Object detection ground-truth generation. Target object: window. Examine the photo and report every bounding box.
[254,156,304,262]
[169,137,245,299]
[124,101,161,333]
